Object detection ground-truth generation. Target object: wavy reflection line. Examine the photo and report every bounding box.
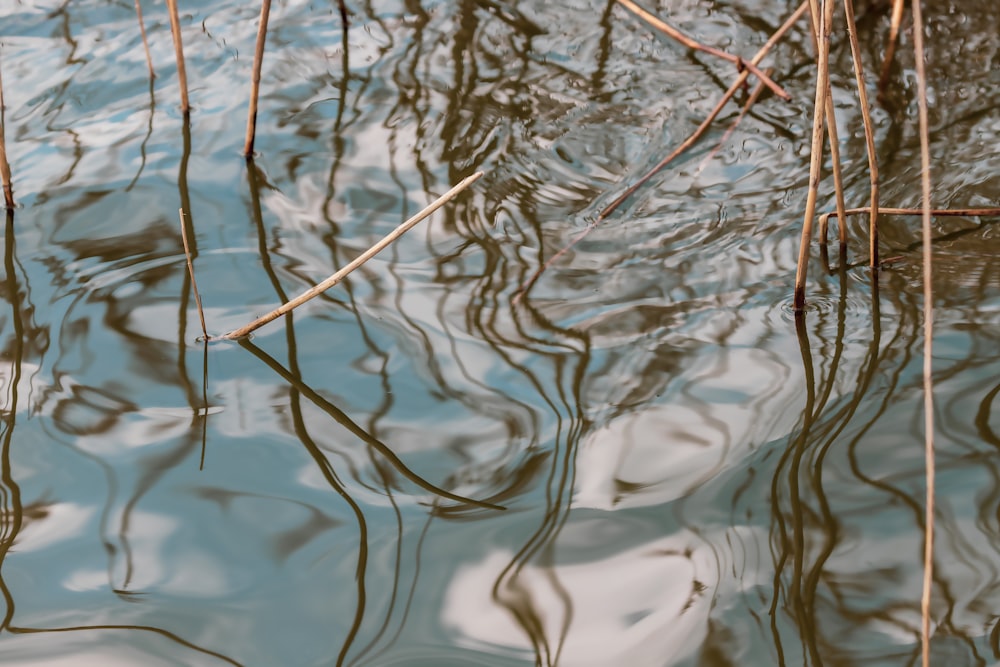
[6,624,242,666]
[485,301,591,667]
[244,153,372,665]
[125,76,156,192]
[110,111,206,595]
[239,339,504,511]
[0,209,25,632]
[769,265,853,666]
[0,222,228,664]
[286,365,369,667]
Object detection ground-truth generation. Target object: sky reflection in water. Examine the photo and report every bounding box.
[1,0,1000,665]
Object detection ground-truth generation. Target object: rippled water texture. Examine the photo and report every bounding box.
[1,0,999,664]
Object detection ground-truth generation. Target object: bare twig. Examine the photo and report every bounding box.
[179,209,208,339]
[818,207,1000,244]
[911,0,934,663]
[843,0,880,265]
[243,0,272,157]
[879,0,906,91]
[165,0,189,113]
[220,172,483,340]
[615,0,791,101]
[793,0,835,312]
[134,0,155,80]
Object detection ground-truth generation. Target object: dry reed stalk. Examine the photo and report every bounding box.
[179,209,208,339]
[802,1,848,249]
[220,171,483,340]
[615,0,791,101]
[842,0,880,266]
[134,0,155,80]
[792,0,835,313]
[243,0,272,157]
[165,0,190,113]
[513,1,809,301]
[818,207,1000,245]
[0,57,12,209]
[879,0,906,91]
[910,0,934,663]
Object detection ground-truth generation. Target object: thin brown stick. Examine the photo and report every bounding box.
[615,0,791,101]
[911,0,934,663]
[134,0,155,80]
[513,1,809,302]
[818,207,1000,244]
[243,0,272,157]
[803,1,848,248]
[220,172,483,340]
[793,0,835,312]
[165,0,189,113]
[843,0,880,266]
[879,0,906,91]
[179,209,208,339]
[0,55,12,209]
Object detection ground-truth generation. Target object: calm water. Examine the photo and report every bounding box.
[1,0,999,665]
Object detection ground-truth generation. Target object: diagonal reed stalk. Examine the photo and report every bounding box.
[792,0,835,313]
[134,0,155,81]
[513,1,809,302]
[219,171,483,340]
[243,0,272,157]
[179,209,208,340]
[842,0,880,266]
[910,0,935,663]
[615,0,791,101]
[165,0,190,114]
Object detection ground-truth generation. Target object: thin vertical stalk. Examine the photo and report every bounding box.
[793,0,836,312]
[165,0,189,114]
[243,0,272,156]
[803,0,847,249]
[910,1,934,663]
[134,0,155,81]
[0,57,12,209]
[842,0,880,266]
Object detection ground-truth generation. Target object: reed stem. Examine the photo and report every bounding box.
[134,0,155,81]
[0,57,12,209]
[793,0,835,313]
[165,0,190,113]
[843,0,880,266]
[220,172,483,340]
[243,0,272,157]
[910,0,935,663]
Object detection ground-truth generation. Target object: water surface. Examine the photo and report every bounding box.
[1,0,999,665]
